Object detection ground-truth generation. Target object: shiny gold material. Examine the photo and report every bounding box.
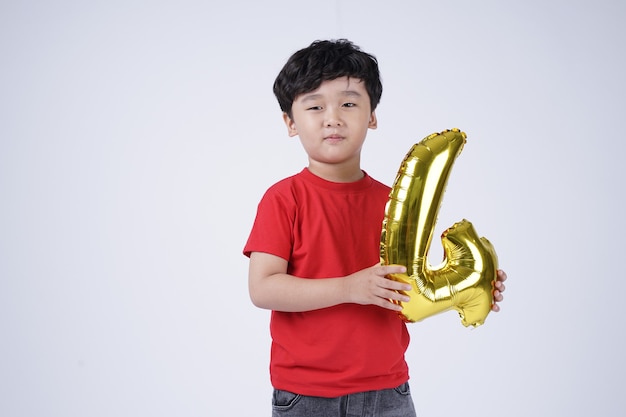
[380,129,498,327]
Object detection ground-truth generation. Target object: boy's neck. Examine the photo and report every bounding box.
[307,162,365,183]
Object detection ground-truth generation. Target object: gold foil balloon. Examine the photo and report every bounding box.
[380,129,498,327]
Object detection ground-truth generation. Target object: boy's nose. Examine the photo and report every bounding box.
[324,109,343,126]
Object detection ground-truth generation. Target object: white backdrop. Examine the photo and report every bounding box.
[1,1,625,416]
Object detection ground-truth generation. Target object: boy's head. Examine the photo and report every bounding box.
[273,39,383,118]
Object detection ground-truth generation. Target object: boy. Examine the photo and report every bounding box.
[243,39,506,416]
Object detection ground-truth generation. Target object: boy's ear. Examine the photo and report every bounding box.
[283,112,298,137]
[368,111,378,129]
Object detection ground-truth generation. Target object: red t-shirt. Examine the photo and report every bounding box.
[243,168,410,397]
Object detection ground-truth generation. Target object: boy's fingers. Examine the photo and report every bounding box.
[379,264,407,275]
[380,275,412,292]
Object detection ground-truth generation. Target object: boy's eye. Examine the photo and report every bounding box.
[307,106,322,110]
[343,102,356,108]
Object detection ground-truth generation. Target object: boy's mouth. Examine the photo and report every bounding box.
[324,134,344,141]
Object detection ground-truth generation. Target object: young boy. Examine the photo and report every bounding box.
[243,39,506,416]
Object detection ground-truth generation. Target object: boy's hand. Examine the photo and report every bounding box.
[344,265,506,314]
[345,263,412,311]
[491,269,507,312]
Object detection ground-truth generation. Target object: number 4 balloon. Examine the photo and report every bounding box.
[380,129,499,327]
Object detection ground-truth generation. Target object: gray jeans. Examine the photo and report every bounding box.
[271,382,417,417]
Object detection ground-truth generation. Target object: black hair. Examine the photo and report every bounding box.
[273,39,383,118]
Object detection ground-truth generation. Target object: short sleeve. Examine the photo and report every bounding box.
[243,184,295,260]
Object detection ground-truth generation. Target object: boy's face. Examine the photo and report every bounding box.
[283,77,377,178]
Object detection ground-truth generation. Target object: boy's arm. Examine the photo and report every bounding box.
[248,251,412,312]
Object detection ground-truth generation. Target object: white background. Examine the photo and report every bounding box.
[1,1,625,416]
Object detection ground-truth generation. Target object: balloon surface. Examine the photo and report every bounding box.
[380,129,498,327]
